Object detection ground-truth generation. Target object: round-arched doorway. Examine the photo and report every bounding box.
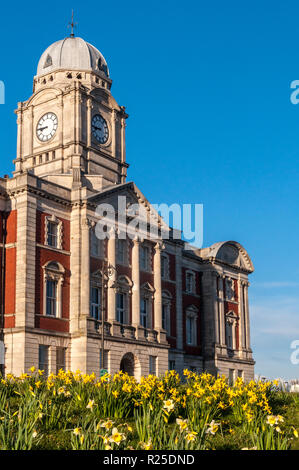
[120,352,141,379]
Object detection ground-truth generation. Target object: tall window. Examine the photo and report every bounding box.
[91,230,101,257]
[140,246,149,271]
[100,349,109,370]
[43,261,64,318]
[161,254,169,279]
[149,356,157,375]
[162,303,170,335]
[140,297,148,328]
[229,369,235,386]
[225,278,235,301]
[186,306,198,346]
[225,319,234,349]
[38,345,49,376]
[91,287,101,320]
[117,239,126,264]
[116,292,126,324]
[56,347,66,373]
[186,271,195,294]
[47,221,58,248]
[46,280,57,316]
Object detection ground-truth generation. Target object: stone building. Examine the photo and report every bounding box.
[0,35,255,381]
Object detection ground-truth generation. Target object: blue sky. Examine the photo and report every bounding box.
[0,0,298,379]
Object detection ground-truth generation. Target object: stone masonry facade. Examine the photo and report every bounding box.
[0,35,255,381]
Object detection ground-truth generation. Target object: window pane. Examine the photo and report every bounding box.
[117,293,125,324]
[149,355,156,375]
[46,280,57,316]
[56,347,66,374]
[38,345,49,376]
[47,222,58,247]
[91,287,101,320]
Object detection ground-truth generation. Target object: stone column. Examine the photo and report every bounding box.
[131,238,140,327]
[80,217,90,324]
[107,229,116,322]
[153,242,164,339]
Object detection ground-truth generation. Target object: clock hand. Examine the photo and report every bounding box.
[38,126,48,131]
[92,124,102,131]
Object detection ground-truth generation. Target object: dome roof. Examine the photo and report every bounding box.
[36,37,109,78]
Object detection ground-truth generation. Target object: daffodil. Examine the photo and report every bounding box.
[205,420,220,435]
[109,427,125,445]
[185,431,197,442]
[163,399,175,412]
[86,399,95,410]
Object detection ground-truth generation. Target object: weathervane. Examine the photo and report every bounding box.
[68,10,77,37]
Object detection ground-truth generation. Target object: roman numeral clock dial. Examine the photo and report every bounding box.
[36,112,58,142]
[91,114,109,144]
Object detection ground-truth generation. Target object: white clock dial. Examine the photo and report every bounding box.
[36,113,58,142]
[91,114,109,144]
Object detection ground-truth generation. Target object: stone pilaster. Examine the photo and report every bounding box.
[69,197,82,334]
[131,238,140,327]
[153,242,163,330]
[15,190,37,329]
[244,282,251,350]
[107,229,116,322]
[80,217,90,326]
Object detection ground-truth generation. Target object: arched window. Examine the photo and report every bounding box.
[43,261,65,318]
[185,305,198,346]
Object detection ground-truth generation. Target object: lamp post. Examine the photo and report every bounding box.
[100,260,116,372]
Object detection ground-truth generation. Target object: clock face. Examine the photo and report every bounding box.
[36,113,58,142]
[91,114,109,144]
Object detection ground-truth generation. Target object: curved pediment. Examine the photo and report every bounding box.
[200,241,254,272]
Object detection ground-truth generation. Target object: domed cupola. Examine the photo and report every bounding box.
[36,36,109,78]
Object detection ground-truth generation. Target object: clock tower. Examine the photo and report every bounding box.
[13,36,129,190]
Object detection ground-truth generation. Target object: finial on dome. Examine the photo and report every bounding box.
[68,9,77,37]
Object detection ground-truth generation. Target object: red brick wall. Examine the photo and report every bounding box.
[1,211,17,328]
